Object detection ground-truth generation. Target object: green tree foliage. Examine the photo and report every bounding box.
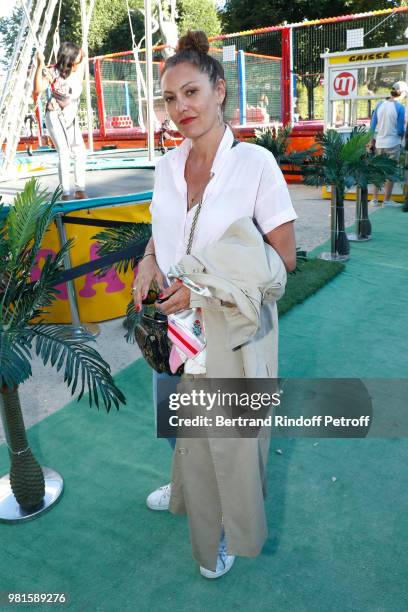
[220,0,400,33]
[55,0,145,56]
[0,0,147,65]
[0,0,221,68]
[219,0,405,120]
[0,6,24,68]
[178,0,221,38]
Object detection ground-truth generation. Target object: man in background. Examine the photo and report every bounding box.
[370,80,408,208]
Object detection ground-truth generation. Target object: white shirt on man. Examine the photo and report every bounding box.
[370,99,405,148]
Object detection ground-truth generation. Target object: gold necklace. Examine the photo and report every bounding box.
[188,171,214,208]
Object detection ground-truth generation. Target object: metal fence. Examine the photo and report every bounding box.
[92,46,282,132]
[76,6,408,135]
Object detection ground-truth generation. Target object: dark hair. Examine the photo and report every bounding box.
[161,31,227,111]
[55,41,81,79]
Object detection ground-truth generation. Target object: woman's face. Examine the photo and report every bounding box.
[161,62,225,139]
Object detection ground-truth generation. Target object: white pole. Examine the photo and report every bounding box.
[289,26,295,128]
[18,0,41,49]
[0,0,34,115]
[144,0,155,161]
[80,0,95,153]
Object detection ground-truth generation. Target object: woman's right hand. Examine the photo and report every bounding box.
[132,256,165,312]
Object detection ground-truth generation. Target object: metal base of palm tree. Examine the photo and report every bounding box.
[68,322,101,338]
[347,233,372,242]
[319,252,349,262]
[0,466,63,523]
[347,187,372,242]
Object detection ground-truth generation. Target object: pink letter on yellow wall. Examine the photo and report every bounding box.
[79,243,126,297]
[32,249,68,300]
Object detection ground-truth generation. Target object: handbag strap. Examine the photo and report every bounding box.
[185,137,240,255]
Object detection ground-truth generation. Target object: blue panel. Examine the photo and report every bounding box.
[0,191,153,220]
[237,50,246,126]
[124,81,130,116]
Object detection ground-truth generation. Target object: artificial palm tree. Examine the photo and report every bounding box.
[254,125,316,169]
[303,128,400,254]
[302,129,351,256]
[346,127,399,239]
[0,179,125,513]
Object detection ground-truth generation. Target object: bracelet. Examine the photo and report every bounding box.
[142,252,156,259]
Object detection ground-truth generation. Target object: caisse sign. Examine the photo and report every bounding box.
[331,69,358,99]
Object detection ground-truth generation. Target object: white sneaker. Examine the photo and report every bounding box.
[200,536,235,579]
[383,200,401,208]
[146,483,171,511]
[371,199,381,207]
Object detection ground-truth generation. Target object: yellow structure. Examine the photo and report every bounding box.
[34,202,151,323]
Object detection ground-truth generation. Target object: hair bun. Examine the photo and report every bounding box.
[177,31,209,55]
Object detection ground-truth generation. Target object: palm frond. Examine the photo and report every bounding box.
[367,154,400,184]
[124,299,142,344]
[340,129,372,164]
[4,241,73,327]
[25,186,62,271]
[93,223,151,274]
[254,125,293,163]
[316,129,344,159]
[26,325,126,411]
[7,179,52,266]
[0,331,32,388]
[282,147,318,167]
[346,151,400,189]
[0,208,9,261]
[302,155,329,186]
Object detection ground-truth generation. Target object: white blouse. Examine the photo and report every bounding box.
[150,125,297,278]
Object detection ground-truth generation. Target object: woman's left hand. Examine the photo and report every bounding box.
[155,282,190,315]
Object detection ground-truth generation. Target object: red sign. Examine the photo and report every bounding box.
[333,71,357,97]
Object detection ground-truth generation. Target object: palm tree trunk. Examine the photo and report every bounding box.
[306,82,315,120]
[0,386,45,510]
[335,186,350,256]
[359,186,372,238]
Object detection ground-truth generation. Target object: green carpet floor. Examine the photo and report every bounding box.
[279,208,408,378]
[278,257,345,316]
[0,208,407,611]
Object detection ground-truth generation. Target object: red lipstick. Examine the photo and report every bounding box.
[180,117,196,125]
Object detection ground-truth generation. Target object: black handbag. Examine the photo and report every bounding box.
[134,310,173,375]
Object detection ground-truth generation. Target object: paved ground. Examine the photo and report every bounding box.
[0,167,376,444]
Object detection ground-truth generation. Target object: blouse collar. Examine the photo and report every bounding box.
[170,125,234,202]
[173,124,234,175]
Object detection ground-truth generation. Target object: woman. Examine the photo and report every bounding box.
[34,42,88,201]
[132,31,297,578]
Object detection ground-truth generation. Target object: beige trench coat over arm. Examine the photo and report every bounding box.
[168,217,288,571]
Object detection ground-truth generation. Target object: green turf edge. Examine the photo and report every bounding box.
[278,258,345,316]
